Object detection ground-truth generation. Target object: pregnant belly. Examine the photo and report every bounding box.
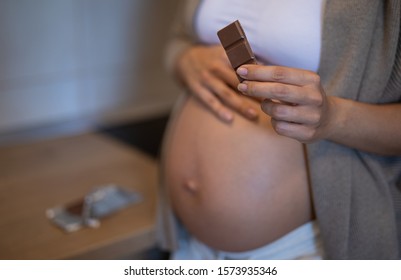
[163,94,313,252]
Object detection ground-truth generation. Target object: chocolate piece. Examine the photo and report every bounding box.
[217,20,257,81]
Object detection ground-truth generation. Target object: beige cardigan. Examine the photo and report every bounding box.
[157,0,401,259]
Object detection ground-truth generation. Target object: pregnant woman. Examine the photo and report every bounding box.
[157,0,401,260]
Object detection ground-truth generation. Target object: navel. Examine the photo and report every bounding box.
[183,179,199,194]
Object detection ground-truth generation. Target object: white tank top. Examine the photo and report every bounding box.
[195,0,325,72]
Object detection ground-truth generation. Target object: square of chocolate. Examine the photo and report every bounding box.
[217,20,256,81]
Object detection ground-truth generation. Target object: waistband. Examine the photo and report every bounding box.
[173,220,325,260]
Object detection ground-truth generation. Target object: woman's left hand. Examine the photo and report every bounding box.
[236,64,335,143]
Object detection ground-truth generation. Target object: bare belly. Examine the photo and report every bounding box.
[163,94,313,252]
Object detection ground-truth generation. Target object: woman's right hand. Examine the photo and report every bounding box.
[174,45,259,123]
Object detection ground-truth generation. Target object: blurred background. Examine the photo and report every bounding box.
[0,0,180,260]
[0,0,179,139]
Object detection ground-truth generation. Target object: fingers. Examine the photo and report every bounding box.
[235,64,330,143]
[176,45,260,123]
[236,64,323,105]
[201,70,258,120]
[257,91,326,143]
[270,119,317,143]
[237,65,320,86]
[186,76,234,123]
[238,81,323,106]
[261,99,321,125]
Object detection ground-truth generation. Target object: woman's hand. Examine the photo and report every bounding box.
[174,45,258,123]
[236,64,401,156]
[236,65,334,143]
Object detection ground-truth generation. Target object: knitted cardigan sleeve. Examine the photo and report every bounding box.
[309,0,401,259]
[164,0,200,77]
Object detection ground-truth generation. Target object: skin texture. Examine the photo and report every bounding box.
[165,45,313,251]
[236,65,401,156]
[174,45,259,122]
[175,44,401,156]
[166,42,401,251]
[164,93,313,251]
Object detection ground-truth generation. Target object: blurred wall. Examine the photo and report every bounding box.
[0,0,180,135]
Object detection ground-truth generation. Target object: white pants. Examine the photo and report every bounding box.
[172,221,325,260]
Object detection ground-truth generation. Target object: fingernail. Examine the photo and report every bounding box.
[237,83,248,92]
[247,108,258,118]
[222,111,234,122]
[237,67,248,77]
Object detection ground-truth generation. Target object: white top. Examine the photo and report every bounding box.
[195,0,326,72]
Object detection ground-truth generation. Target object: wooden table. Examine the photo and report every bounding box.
[0,133,159,259]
